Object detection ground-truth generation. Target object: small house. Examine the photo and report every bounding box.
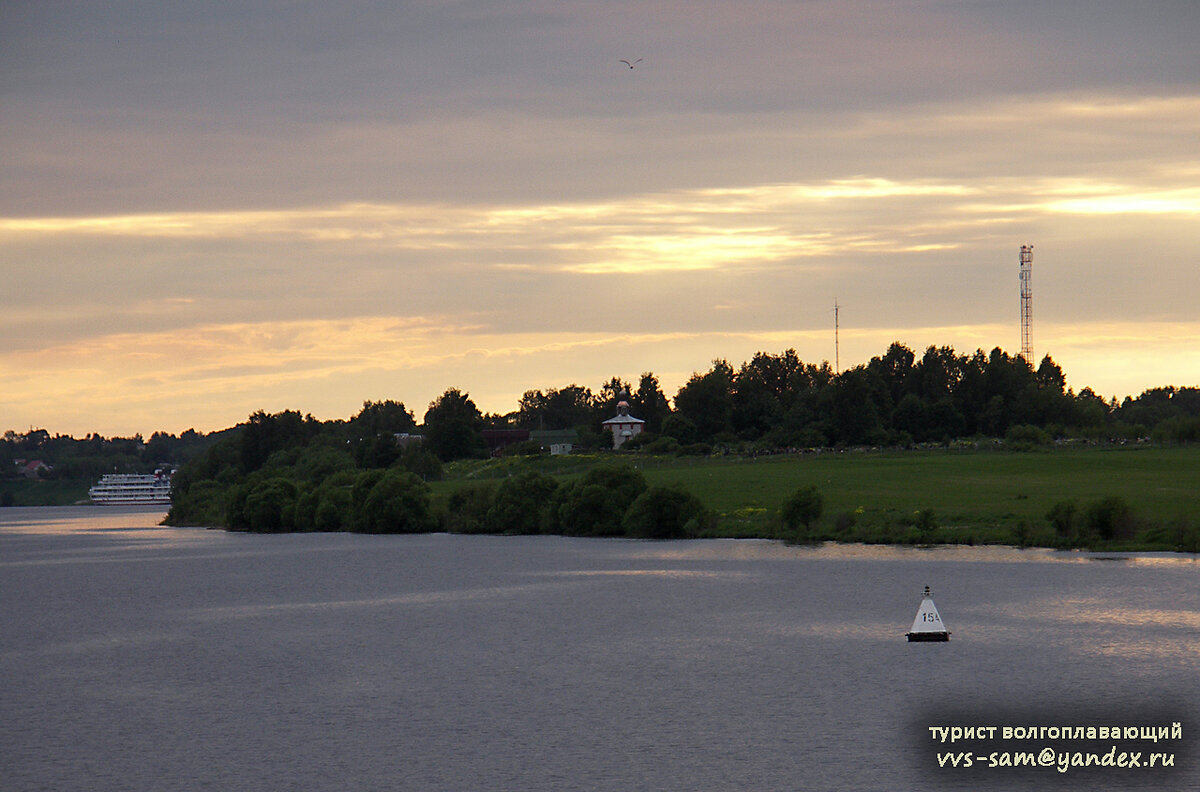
[601,394,645,450]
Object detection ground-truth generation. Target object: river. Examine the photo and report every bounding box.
[2,506,1196,790]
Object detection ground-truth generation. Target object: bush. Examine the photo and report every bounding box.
[555,483,627,536]
[1085,495,1137,541]
[1005,423,1051,450]
[833,510,857,534]
[579,464,648,504]
[1047,499,1079,539]
[641,436,680,455]
[166,479,228,527]
[1152,415,1200,444]
[394,445,444,481]
[488,471,558,534]
[913,508,938,534]
[442,482,496,534]
[240,477,299,532]
[358,470,436,534]
[660,414,698,445]
[312,474,354,531]
[781,485,824,535]
[622,484,711,539]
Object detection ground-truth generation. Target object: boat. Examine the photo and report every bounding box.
[906,585,951,642]
[88,470,173,505]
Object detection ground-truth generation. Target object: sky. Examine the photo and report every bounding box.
[2,0,1198,438]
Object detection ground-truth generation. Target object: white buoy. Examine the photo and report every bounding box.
[906,585,950,642]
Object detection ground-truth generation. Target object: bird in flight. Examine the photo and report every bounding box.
[619,58,643,69]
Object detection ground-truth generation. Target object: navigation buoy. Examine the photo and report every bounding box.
[906,585,950,642]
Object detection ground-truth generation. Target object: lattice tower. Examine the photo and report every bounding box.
[1019,245,1033,361]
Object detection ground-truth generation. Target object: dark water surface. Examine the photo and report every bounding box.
[2,506,1197,791]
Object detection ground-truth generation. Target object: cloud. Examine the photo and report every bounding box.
[2,1,1197,436]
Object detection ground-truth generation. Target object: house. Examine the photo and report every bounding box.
[393,432,424,449]
[601,394,645,449]
[481,429,531,456]
[530,429,576,455]
[14,459,51,479]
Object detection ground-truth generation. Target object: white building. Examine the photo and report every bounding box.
[601,395,645,449]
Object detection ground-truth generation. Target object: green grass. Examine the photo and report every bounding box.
[433,444,1200,548]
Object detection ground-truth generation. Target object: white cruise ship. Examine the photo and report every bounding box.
[88,471,173,505]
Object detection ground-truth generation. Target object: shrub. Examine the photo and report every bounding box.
[242,477,299,532]
[1047,499,1079,539]
[166,479,228,527]
[1005,423,1051,450]
[660,414,698,445]
[781,485,824,535]
[833,511,857,534]
[579,465,648,504]
[394,445,444,481]
[641,436,680,455]
[358,470,435,534]
[556,483,627,536]
[913,508,938,534]
[442,482,496,534]
[488,471,558,534]
[622,484,711,539]
[1085,495,1137,541]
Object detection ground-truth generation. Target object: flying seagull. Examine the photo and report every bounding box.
[619,58,643,69]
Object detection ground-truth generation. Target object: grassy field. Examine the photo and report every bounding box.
[434,444,1200,549]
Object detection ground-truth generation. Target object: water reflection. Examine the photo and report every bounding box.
[0,505,170,534]
[630,539,1200,566]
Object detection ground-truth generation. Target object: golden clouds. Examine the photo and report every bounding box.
[5,162,1196,281]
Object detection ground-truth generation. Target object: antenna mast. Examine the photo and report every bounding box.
[833,299,841,374]
[1019,245,1033,362]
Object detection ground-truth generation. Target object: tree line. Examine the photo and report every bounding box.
[153,342,1200,533]
[1,428,218,482]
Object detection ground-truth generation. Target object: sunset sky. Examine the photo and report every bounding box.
[3,1,1198,437]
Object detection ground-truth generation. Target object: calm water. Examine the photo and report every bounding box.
[2,506,1197,791]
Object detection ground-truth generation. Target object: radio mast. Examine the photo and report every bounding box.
[833,299,841,374]
[1019,245,1033,362]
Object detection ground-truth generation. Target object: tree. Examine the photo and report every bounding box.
[422,388,486,461]
[488,471,558,534]
[1035,355,1066,394]
[658,413,697,445]
[829,367,883,445]
[1085,496,1136,541]
[673,360,735,441]
[358,471,435,534]
[630,372,671,434]
[732,351,804,439]
[349,400,416,436]
[869,342,916,407]
[238,477,299,532]
[238,410,318,473]
[622,484,710,539]
[781,485,823,535]
[915,345,962,402]
[551,465,647,536]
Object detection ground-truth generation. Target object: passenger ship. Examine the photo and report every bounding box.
[88,471,173,505]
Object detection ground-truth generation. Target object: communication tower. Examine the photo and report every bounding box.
[1019,245,1033,362]
[833,299,841,374]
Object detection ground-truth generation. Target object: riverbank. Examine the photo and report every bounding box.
[429,443,1200,551]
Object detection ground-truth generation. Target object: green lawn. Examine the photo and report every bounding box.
[638,445,1200,542]
[435,444,1200,547]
